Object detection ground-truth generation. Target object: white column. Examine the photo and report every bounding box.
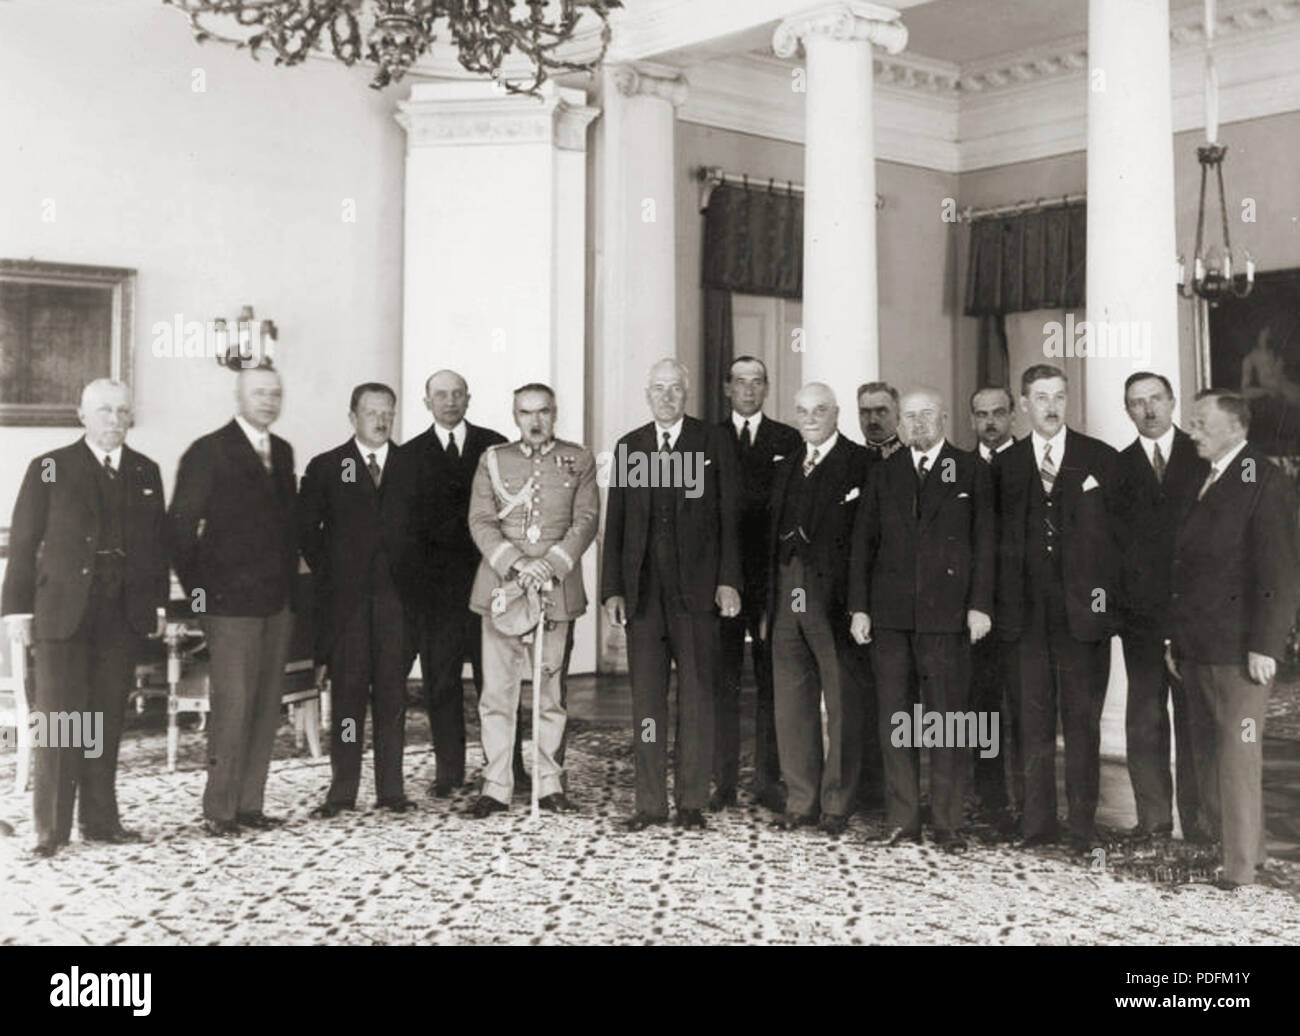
[1085,0,1181,771]
[774,2,906,438]
[396,81,599,671]
[591,62,687,671]
[396,81,598,442]
[1085,0,1181,440]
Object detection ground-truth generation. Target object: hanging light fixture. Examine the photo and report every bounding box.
[164,0,623,94]
[1177,0,1254,305]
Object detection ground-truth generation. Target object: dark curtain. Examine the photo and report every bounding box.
[701,183,803,422]
[964,202,1086,388]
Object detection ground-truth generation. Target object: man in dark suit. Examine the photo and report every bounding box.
[1171,390,1299,888]
[767,383,871,836]
[1116,372,1207,841]
[968,386,1020,833]
[299,383,422,818]
[712,355,801,813]
[2,379,168,857]
[992,364,1121,852]
[850,388,994,850]
[405,369,509,798]
[601,358,741,831]
[168,366,298,837]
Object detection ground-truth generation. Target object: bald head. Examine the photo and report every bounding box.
[425,369,470,429]
[899,387,947,452]
[794,382,839,446]
[78,379,133,452]
[236,366,284,432]
[646,358,689,425]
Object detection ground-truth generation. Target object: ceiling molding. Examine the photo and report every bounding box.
[668,0,1300,172]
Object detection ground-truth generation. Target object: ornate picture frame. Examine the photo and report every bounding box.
[0,258,136,426]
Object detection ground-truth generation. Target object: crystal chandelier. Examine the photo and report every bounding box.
[1176,0,1254,305]
[164,0,623,93]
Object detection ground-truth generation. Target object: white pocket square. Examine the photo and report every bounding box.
[1082,474,1100,491]
[142,487,155,496]
[773,455,785,463]
[956,491,970,499]
[704,458,712,466]
[843,487,860,503]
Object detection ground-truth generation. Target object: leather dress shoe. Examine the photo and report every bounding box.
[1213,877,1245,891]
[236,812,284,830]
[81,824,144,844]
[468,795,508,819]
[378,797,417,813]
[755,786,786,813]
[623,812,668,832]
[932,829,968,853]
[881,825,921,846]
[708,788,737,812]
[309,802,354,819]
[202,818,240,837]
[538,793,577,814]
[1067,830,1100,855]
[1125,823,1172,841]
[818,813,848,836]
[771,812,818,831]
[31,842,59,858]
[1016,831,1058,848]
[676,808,706,830]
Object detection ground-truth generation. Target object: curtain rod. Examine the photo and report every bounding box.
[959,192,1086,223]
[696,165,883,212]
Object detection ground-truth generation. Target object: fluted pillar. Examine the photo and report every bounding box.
[774,2,906,437]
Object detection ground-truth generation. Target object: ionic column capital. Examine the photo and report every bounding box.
[611,63,689,108]
[773,2,908,59]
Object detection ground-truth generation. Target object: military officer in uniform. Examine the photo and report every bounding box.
[465,383,600,818]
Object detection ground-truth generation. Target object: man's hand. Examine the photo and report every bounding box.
[2,613,33,647]
[518,558,554,591]
[605,595,627,627]
[850,612,872,645]
[1248,651,1277,685]
[967,609,992,644]
[1164,641,1181,681]
[314,663,330,690]
[716,585,741,618]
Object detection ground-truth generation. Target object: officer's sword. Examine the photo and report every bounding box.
[530,580,554,821]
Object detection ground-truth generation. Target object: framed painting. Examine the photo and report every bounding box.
[1207,266,1300,455]
[0,258,136,426]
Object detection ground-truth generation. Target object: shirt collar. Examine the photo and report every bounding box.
[354,438,389,467]
[806,431,838,460]
[1138,426,1176,467]
[731,411,763,437]
[1031,426,1067,467]
[434,420,468,450]
[235,414,270,449]
[1209,438,1249,480]
[519,438,557,457]
[655,417,684,449]
[84,438,123,470]
[978,437,1013,463]
[912,439,944,471]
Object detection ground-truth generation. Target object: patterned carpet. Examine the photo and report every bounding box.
[2,709,1299,945]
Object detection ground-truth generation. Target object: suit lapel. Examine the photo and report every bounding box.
[73,439,100,521]
[918,442,955,529]
[889,449,917,526]
[807,437,846,535]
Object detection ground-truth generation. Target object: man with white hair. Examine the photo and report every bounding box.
[601,358,741,831]
[3,380,169,856]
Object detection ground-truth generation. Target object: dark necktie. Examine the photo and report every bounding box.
[917,454,930,484]
[102,454,117,480]
[367,452,382,488]
[446,431,459,462]
[661,430,671,454]
[739,419,752,451]
[1152,442,1166,484]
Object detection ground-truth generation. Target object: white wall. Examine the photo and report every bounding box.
[0,0,407,525]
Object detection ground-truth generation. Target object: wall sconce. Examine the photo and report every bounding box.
[214,304,278,369]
